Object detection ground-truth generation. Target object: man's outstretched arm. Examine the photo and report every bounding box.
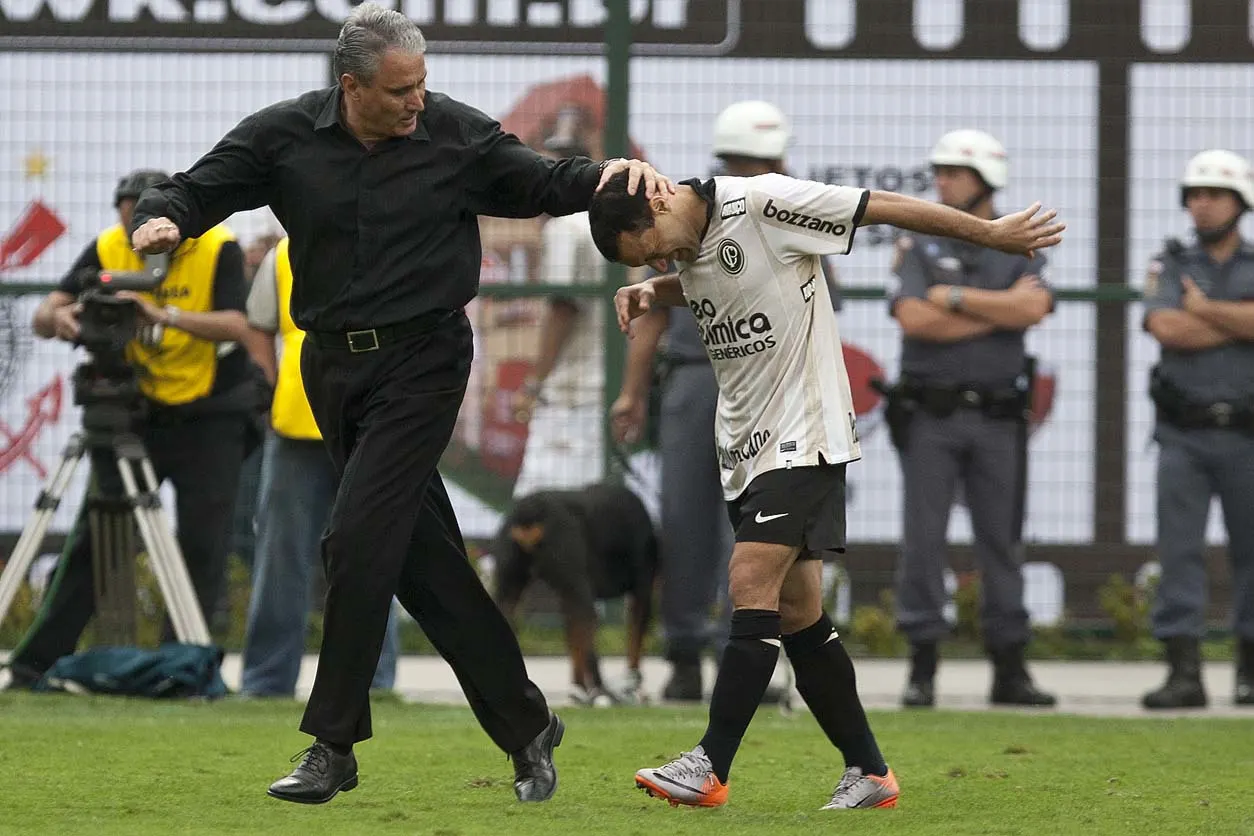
[861,191,1064,258]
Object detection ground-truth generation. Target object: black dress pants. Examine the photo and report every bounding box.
[297,310,550,751]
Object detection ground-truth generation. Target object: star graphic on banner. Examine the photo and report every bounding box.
[23,151,51,179]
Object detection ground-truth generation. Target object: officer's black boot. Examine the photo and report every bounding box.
[662,655,703,702]
[989,642,1057,707]
[1142,636,1207,709]
[901,642,937,708]
[1235,639,1254,707]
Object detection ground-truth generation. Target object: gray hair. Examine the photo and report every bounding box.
[333,2,427,84]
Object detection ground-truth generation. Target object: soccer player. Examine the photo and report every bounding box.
[588,170,1063,811]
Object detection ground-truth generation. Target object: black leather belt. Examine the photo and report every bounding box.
[306,309,459,353]
[1157,401,1254,432]
[901,377,1026,421]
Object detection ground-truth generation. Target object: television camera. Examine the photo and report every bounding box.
[71,252,168,434]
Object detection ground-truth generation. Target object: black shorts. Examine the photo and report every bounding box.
[725,463,847,558]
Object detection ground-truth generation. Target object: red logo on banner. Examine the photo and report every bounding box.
[0,201,67,271]
[0,378,62,478]
[1,198,70,478]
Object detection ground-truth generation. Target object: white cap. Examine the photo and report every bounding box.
[1180,149,1254,209]
[928,129,1008,190]
[712,100,791,161]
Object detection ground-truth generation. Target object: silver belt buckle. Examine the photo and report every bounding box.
[961,390,981,407]
[347,329,379,353]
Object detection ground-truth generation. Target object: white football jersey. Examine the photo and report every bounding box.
[676,174,869,500]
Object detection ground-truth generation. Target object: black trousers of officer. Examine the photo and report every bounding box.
[896,409,1031,647]
[10,413,247,675]
[298,310,550,751]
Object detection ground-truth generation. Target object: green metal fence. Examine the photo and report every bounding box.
[3,0,1253,631]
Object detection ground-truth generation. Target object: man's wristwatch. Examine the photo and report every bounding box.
[947,286,964,312]
[164,305,181,328]
[598,158,627,174]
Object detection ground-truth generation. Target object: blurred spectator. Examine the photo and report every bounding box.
[229,231,283,574]
[511,139,610,499]
[238,237,399,698]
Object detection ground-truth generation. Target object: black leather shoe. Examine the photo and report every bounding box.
[267,741,359,804]
[511,714,564,802]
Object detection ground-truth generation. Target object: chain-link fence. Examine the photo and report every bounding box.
[2,1,1252,633]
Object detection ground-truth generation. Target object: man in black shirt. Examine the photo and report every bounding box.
[132,1,671,807]
[8,169,254,687]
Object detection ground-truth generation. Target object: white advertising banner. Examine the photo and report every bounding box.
[1125,64,1254,546]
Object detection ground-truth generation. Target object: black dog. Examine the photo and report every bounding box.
[493,482,659,703]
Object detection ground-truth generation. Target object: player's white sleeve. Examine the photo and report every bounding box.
[747,173,869,259]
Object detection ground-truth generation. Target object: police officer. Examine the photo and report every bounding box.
[1141,149,1254,710]
[10,169,255,686]
[610,100,841,701]
[887,130,1056,708]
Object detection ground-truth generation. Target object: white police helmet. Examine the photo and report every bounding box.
[712,100,791,161]
[1180,149,1254,210]
[928,129,1008,190]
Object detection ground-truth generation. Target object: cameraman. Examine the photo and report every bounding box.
[8,169,255,687]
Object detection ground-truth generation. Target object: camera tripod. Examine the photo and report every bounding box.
[0,364,210,648]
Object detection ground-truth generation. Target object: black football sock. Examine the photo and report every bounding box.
[783,613,887,776]
[698,609,781,783]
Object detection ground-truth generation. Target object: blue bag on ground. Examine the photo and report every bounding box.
[32,643,228,699]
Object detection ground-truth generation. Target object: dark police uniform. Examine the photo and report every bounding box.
[133,87,608,755]
[888,232,1054,707]
[1142,238,1254,708]
[9,217,251,682]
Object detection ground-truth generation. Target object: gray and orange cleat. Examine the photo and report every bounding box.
[634,745,729,808]
[821,766,900,810]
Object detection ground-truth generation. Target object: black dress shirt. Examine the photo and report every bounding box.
[133,87,603,332]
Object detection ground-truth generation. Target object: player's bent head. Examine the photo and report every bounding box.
[589,170,656,264]
[589,170,692,271]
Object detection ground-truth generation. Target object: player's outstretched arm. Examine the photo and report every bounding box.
[861,191,1065,258]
